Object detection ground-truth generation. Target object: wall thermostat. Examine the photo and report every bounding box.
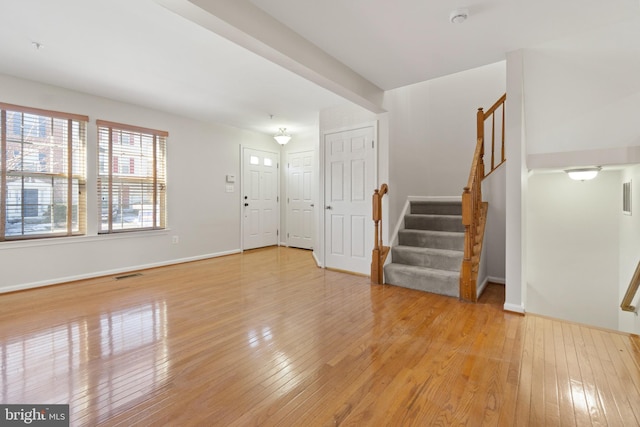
[226,174,236,183]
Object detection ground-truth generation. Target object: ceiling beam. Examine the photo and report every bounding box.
[155,0,385,113]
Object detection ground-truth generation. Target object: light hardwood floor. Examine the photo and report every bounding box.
[1,247,639,426]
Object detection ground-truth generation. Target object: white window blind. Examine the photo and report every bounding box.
[0,102,87,241]
[97,120,167,233]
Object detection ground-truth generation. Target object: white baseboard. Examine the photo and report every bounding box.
[312,251,322,268]
[487,276,506,285]
[503,303,525,314]
[0,249,242,295]
[477,277,490,297]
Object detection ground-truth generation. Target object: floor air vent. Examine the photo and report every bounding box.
[115,273,142,280]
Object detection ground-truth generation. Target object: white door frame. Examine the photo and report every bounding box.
[240,145,280,251]
[318,121,378,270]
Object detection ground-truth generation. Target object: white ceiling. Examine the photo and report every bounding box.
[250,0,640,90]
[0,0,638,136]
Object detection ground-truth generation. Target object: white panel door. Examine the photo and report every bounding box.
[243,148,278,250]
[324,126,375,274]
[287,150,315,249]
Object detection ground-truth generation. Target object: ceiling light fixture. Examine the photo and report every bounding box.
[273,128,291,145]
[449,8,469,24]
[565,167,602,181]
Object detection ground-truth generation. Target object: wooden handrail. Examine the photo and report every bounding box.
[460,94,506,302]
[371,184,389,284]
[621,260,640,312]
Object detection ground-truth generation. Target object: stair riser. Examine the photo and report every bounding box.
[392,248,462,272]
[410,202,462,216]
[398,231,464,251]
[405,215,464,232]
[384,266,460,298]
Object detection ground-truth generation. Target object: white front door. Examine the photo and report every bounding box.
[324,125,376,274]
[287,150,315,249]
[243,148,278,250]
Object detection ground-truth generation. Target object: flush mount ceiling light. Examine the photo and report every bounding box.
[449,8,469,24]
[273,128,291,145]
[565,166,602,181]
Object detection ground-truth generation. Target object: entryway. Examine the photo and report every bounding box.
[242,147,279,250]
[286,150,315,250]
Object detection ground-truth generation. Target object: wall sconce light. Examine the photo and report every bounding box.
[273,128,291,145]
[565,167,602,181]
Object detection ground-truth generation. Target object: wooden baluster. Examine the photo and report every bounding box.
[477,108,485,180]
[501,103,506,163]
[491,113,496,170]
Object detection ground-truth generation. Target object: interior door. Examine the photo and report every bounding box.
[243,148,278,250]
[324,125,375,274]
[287,150,314,249]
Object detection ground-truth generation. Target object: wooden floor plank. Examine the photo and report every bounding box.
[1,247,639,426]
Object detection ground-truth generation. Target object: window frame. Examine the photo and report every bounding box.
[0,102,88,241]
[96,120,167,234]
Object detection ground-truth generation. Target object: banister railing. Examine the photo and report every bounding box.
[621,260,640,313]
[371,183,389,284]
[460,94,506,302]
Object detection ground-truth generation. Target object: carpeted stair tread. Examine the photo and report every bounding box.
[404,214,464,232]
[384,263,459,298]
[410,201,462,215]
[398,229,464,251]
[385,200,463,298]
[392,245,463,272]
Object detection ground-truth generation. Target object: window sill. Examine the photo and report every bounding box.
[0,229,170,250]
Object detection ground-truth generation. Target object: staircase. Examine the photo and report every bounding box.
[384,201,464,297]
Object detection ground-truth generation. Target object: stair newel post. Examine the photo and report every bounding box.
[371,184,389,285]
[371,189,381,284]
[461,187,473,301]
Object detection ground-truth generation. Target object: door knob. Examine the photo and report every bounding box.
[244,203,249,207]
[310,203,314,207]
[325,206,333,210]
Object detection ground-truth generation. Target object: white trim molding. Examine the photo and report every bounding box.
[503,303,525,314]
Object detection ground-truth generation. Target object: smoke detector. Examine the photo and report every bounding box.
[450,8,469,24]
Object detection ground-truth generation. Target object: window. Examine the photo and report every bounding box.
[97,120,167,233]
[0,103,87,240]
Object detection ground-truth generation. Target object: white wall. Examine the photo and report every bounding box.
[523,18,640,159]
[0,74,278,292]
[483,165,506,282]
[619,165,640,334]
[526,171,620,330]
[383,61,506,227]
[513,18,640,328]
